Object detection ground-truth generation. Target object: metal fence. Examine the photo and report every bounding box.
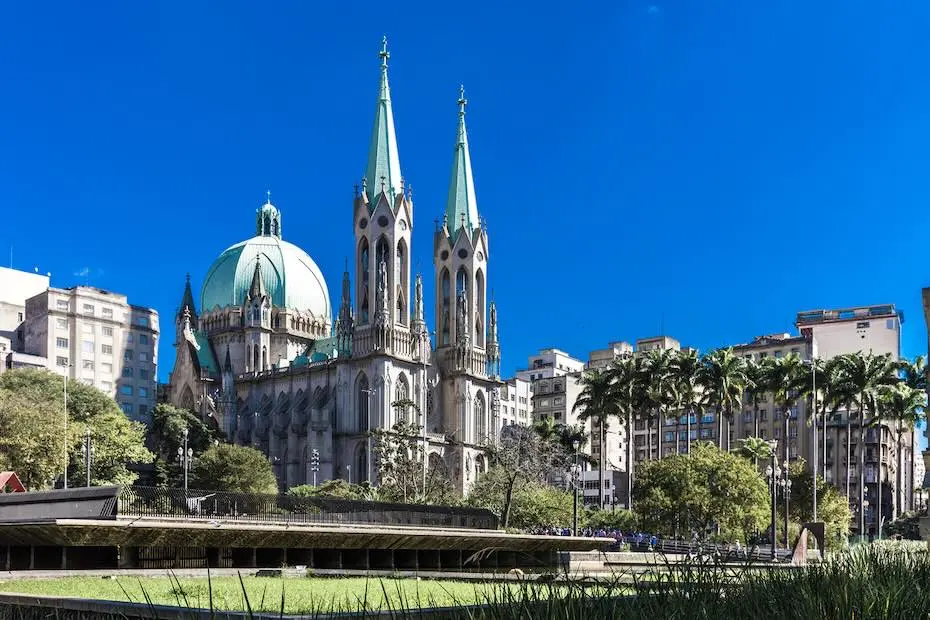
[117,487,498,530]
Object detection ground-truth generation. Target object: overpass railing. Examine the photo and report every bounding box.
[117,486,498,530]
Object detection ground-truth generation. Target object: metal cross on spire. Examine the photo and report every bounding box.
[380,36,390,68]
[265,190,272,205]
[458,85,467,115]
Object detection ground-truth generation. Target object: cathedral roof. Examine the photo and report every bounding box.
[445,87,480,236]
[201,233,331,318]
[364,37,402,206]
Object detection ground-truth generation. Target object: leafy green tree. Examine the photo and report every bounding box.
[466,466,573,530]
[147,403,222,487]
[481,424,562,528]
[372,418,456,504]
[0,385,68,489]
[288,479,375,501]
[0,368,152,488]
[698,349,747,451]
[786,461,852,549]
[584,508,638,533]
[633,441,768,542]
[190,443,278,495]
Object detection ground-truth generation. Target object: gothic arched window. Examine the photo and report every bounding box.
[396,239,408,325]
[356,374,370,434]
[395,374,410,423]
[475,392,487,444]
[358,239,370,324]
[440,269,451,346]
[476,269,485,346]
[356,443,368,483]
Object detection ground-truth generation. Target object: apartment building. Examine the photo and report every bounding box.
[587,341,633,371]
[578,469,629,509]
[0,267,50,372]
[23,286,159,425]
[515,348,584,382]
[499,376,532,429]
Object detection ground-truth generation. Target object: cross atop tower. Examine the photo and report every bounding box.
[458,85,467,115]
[380,36,390,68]
[265,190,272,204]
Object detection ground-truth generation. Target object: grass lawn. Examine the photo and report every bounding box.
[0,576,512,613]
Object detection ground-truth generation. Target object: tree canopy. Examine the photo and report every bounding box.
[0,368,152,489]
[466,466,573,530]
[190,443,278,495]
[633,441,768,541]
[147,403,223,487]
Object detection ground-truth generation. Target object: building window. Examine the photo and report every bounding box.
[120,385,133,396]
[101,344,113,355]
[82,360,94,370]
[127,333,133,343]
[139,369,149,380]
[139,351,148,362]
[102,326,113,337]
[139,334,149,345]
[56,318,67,329]
[743,411,752,423]
[554,396,563,405]
[56,356,69,367]
[123,367,133,378]
[540,399,550,407]
[82,340,94,353]
[760,409,768,421]
[664,431,675,442]
[102,307,113,319]
[56,299,69,310]
[700,428,714,439]
[139,387,149,398]
[124,350,133,361]
[101,363,112,374]
[136,317,149,327]
[56,337,68,348]
[774,350,783,359]
[138,404,149,417]
[83,304,94,315]
[101,381,112,391]
[82,323,93,334]
[701,412,714,424]
[121,403,133,414]
[789,407,798,419]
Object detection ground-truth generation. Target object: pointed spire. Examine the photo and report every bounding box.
[178,273,198,323]
[248,257,266,299]
[364,37,402,206]
[445,85,479,236]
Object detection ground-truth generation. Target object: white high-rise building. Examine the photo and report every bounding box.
[23,286,159,425]
[0,266,50,371]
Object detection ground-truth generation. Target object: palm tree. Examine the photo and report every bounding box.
[878,383,925,519]
[672,349,702,456]
[697,348,747,451]
[898,356,927,512]
[832,352,898,537]
[744,357,769,456]
[901,355,927,392]
[765,354,808,473]
[609,354,641,511]
[641,349,678,460]
[738,436,774,467]
[573,369,619,510]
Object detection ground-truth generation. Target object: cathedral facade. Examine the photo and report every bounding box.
[168,41,502,495]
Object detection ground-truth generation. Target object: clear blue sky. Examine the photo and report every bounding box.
[4,2,930,392]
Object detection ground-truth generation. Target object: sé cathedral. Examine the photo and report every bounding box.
[168,40,503,494]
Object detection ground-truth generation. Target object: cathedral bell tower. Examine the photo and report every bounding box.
[433,87,500,493]
[352,37,414,357]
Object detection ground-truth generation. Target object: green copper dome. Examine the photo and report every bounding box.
[201,235,332,318]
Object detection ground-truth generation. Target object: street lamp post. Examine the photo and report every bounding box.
[765,440,779,561]
[81,427,93,487]
[361,388,375,484]
[310,448,320,487]
[783,459,793,552]
[177,427,193,492]
[572,439,581,536]
[808,356,818,523]
[63,371,69,489]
